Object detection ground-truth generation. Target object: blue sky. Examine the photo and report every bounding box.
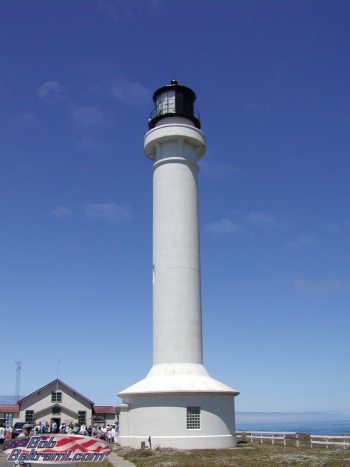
[1,0,349,415]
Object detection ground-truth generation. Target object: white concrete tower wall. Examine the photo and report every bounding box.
[152,126,203,364]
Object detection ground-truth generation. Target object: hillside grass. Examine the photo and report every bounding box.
[115,441,350,466]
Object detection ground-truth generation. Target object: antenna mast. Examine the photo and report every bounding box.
[15,360,22,401]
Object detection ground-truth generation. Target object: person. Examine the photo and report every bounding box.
[0,423,5,445]
[51,421,57,433]
[110,425,116,444]
[73,423,80,434]
[107,427,114,444]
[19,424,32,437]
[13,425,32,467]
[100,426,107,440]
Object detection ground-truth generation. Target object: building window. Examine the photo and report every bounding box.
[78,411,86,425]
[51,391,62,403]
[186,407,200,430]
[5,413,13,426]
[25,410,34,423]
[52,406,61,414]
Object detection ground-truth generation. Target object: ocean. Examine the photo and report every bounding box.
[236,412,350,435]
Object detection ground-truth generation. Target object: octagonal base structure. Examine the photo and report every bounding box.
[118,393,236,449]
[118,364,238,450]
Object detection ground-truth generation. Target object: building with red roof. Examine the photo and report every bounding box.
[0,380,117,428]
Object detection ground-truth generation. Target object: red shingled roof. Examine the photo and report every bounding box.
[93,406,115,414]
[0,404,20,413]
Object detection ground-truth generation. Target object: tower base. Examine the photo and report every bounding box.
[118,364,239,450]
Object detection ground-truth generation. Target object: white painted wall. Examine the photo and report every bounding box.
[119,393,236,449]
[153,157,202,364]
[144,119,206,366]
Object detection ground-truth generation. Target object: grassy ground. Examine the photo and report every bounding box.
[115,441,350,466]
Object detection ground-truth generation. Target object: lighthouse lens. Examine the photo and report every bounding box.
[156,90,175,116]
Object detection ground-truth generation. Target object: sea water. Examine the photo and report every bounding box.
[236,412,350,435]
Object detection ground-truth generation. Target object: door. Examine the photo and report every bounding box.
[50,417,60,433]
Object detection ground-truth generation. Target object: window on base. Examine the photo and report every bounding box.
[186,407,200,430]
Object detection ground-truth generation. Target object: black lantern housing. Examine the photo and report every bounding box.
[148,80,201,129]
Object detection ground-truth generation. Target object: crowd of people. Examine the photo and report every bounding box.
[0,421,119,443]
[53,422,118,443]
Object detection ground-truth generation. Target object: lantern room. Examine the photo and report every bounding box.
[148,80,201,129]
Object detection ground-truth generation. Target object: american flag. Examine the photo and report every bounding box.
[3,436,30,450]
[3,434,111,455]
[40,435,111,454]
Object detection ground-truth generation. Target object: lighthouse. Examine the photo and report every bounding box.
[118,81,239,449]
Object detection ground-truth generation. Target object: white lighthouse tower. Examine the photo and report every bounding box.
[118,81,239,449]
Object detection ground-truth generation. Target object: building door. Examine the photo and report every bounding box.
[50,417,60,433]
